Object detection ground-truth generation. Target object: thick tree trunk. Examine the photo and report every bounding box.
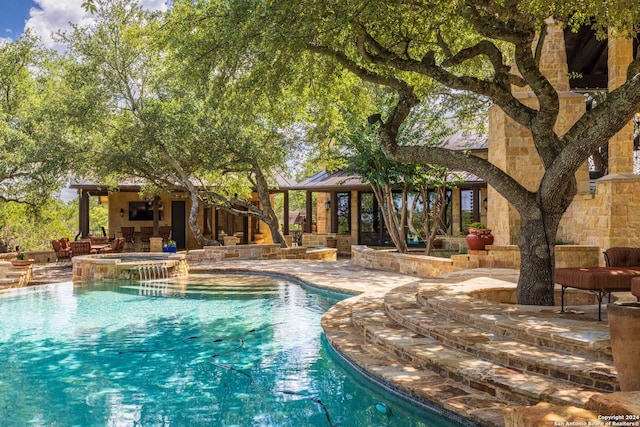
[188,190,219,247]
[516,216,558,305]
[252,165,288,248]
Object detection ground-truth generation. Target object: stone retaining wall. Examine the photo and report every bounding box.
[0,251,55,264]
[191,244,337,262]
[352,244,602,278]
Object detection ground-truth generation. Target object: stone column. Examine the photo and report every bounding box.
[488,20,587,244]
[150,237,163,253]
[607,34,634,174]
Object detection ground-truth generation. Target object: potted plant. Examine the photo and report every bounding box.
[163,240,177,253]
[465,222,494,250]
[11,251,34,267]
[326,235,338,248]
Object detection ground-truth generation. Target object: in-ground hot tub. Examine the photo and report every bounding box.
[72,252,188,282]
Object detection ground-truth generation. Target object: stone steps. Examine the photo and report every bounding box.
[383,285,617,393]
[416,286,612,359]
[349,297,603,411]
[322,295,509,427]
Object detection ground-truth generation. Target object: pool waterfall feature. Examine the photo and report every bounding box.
[72,252,189,282]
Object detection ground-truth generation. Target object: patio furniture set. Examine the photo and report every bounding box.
[52,236,126,264]
[554,246,640,320]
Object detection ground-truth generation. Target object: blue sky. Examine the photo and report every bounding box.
[0,0,35,39]
[0,0,168,49]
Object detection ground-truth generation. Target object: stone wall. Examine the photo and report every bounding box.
[352,246,458,277]
[301,233,352,255]
[0,251,55,264]
[351,244,601,278]
[558,174,640,250]
[195,243,337,262]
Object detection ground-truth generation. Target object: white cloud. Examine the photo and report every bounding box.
[25,0,90,49]
[25,0,169,50]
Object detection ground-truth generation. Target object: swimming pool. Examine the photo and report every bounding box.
[0,274,461,426]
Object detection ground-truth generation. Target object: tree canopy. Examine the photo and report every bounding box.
[169,0,640,305]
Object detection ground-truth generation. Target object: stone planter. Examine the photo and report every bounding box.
[608,302,640,391]
[465,229,494,250]
[11,259,34,267]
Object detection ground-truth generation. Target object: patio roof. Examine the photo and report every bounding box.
[69,170,299,195]
[293,168,485,192]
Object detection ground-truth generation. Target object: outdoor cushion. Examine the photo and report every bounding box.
[554,267,640,291]
[603,247,640,267]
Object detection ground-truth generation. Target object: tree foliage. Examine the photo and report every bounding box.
[338,103,459,254]
[0,33,74,206]
[200,0,640,305]
[66,0,310,247]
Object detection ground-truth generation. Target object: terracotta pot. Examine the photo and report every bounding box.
[608,302,640,391]
[326,238,337,248]
[465,229,494,250]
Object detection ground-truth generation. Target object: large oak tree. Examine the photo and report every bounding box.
[187,0,640,305]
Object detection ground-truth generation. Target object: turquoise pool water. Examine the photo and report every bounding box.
[0,274,461,426]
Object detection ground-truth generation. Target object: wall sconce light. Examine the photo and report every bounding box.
[119,208,125,218]
[325,200,331,210]
[483,197,488,210]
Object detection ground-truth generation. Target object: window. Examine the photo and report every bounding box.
[460,188,481,232]
[336,192,350,234]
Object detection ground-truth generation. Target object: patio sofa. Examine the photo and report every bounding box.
[553,247,640,320]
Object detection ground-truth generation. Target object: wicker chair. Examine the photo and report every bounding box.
[98,237,125,254]
[70,240,94,258]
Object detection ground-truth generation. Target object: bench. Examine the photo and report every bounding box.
[553,247,640,320]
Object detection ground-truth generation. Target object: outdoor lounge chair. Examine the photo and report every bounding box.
[51,239,72,264]
[99,237,125,254]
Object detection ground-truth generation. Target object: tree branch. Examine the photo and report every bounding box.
[349,21,537,129]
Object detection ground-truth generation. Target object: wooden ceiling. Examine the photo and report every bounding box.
[564,26,639,91]
[564,26,608,90]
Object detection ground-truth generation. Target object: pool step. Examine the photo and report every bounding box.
[384,285,617,393]
[350,297,602,411]
[322,295,509,427]
[416,286,612,359]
